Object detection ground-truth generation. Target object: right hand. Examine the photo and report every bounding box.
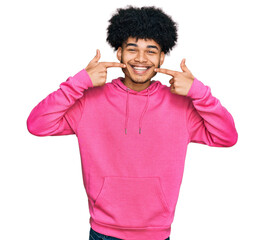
[85,49,126,87]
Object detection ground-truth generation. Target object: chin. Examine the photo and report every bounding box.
[130,74,153,83]
[134,72,157,82]
[123,69,157,84]
[131,77,150,84]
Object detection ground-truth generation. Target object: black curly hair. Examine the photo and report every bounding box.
[106,6,178,54]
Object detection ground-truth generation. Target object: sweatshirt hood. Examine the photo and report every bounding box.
[111,77,161,135]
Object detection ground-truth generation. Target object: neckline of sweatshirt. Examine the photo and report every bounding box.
[110,77,162,135]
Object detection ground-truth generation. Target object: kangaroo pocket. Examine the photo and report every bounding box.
[93,176,171,228]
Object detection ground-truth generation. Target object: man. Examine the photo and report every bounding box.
[27,6,238,240]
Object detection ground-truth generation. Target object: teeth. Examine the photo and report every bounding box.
[133,67,148,70]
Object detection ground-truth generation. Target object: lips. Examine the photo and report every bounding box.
[130,64,152,74]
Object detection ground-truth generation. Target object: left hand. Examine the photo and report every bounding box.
[154,59,195,96]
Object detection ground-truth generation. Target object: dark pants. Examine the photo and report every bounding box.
[89,227,170,240]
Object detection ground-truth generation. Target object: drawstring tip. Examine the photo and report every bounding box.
[125,128,142,134]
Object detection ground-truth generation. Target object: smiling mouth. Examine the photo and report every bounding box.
[130,65,152,74]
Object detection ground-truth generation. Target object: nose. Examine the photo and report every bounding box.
[134,51,147,63]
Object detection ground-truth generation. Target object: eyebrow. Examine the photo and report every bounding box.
[125,43,159,50]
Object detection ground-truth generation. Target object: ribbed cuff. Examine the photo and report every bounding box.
[186,78,208,100]
[72,69,94,89]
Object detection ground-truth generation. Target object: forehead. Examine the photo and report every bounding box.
[123,37,161,50]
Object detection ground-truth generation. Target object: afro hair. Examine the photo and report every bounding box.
[106,6,178,54]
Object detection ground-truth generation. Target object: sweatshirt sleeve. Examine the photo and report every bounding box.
[186,78,238,147]
[27,69,93,136]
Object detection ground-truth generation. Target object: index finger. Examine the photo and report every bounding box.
[154,68,176,77]
[102,62,126,68]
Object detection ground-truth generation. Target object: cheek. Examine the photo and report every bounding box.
[121,63,130,75]
[121,53,132,63]
[149,56,161,66]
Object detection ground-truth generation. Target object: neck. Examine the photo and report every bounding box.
[122,77,152,92]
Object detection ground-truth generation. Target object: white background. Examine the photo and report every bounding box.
[1,0,263,239]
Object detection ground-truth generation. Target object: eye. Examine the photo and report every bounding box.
[147,50,157,54]
[127,48,136,52]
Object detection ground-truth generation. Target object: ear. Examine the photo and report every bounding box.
[117,47,122,62]
[159,51,165,66]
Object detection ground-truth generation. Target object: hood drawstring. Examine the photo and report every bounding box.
[112,77,160,135]
[125,87,150,135]
[125,88,130,135]
[139,88,150,134]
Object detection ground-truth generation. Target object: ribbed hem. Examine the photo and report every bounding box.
[90,217,171,240]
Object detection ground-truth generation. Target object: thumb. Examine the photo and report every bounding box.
[90,49,101,64]
[180,58,190,73]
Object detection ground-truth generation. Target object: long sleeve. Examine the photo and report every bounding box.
[186,78,238,147]
[27,69,93,136]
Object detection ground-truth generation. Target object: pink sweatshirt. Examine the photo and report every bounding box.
[27,69,238,240]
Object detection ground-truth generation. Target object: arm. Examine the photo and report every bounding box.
[155,58,238,147]
[26,69,93,136]
[186,78,238,147]
[27,50,126,137]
